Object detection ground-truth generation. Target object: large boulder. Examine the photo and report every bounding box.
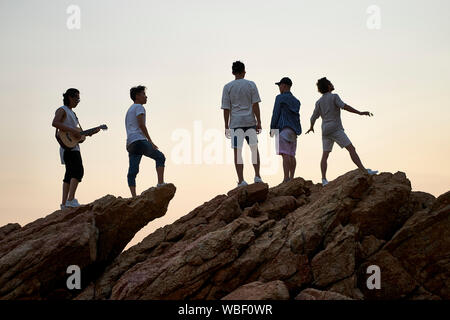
[0,184,176,299]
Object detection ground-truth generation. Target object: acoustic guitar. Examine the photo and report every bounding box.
[56,125,108,149]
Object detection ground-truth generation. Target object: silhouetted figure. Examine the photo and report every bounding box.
[221,61,263,187]
[270,77,302,183]
[125,85,166,197]
[306,78,378,185]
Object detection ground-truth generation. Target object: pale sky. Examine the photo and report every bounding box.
[0,0,449,248]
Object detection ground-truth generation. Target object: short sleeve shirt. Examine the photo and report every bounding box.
[221,79,261,129]
[311,93,346,136]
[125,104,147,146]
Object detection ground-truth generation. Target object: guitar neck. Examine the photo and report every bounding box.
[80,126,101,136]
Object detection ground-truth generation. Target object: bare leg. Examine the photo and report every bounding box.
[234,148,244,183]
[250,145,261,178]
[345,144,366,172]
[62,182,70,206]
[129,186,137,198]
[290,156,296,179]
[321,151,331,180]
[67,178,79,201]
[156,167,165,184]
[282,154,290,181]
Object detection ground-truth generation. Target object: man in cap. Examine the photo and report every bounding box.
[270,77,302,183]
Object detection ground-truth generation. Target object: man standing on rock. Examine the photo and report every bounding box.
[52,88,100,209]
[126,85,166,197]
[270,77,302,184]
[221,61,264,187]
[306,77,378,186]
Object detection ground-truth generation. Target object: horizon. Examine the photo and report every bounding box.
[0,0,449,249]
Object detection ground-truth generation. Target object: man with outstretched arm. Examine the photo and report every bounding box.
[125,85,166,197]
[306,77,378,186]
[221,61,263,187]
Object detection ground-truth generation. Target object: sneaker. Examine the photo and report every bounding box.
[254,176,263,183]
[156,182,167,187]
[322,178,329,186]
[367,169,378,175]
[237,180,248,187]
[65,198,80,208]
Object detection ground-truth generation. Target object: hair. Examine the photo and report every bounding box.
[130,85,146,101]
[232,61,245,74]
[317,77,331,94]
[63,88,80,106]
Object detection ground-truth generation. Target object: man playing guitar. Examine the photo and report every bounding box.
[52,88,100,209]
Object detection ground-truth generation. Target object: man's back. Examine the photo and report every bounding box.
[221,79,261,129]
[313,92,346,135]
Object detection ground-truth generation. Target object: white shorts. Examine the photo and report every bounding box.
[322,129,352,152]
[231,126,258,149]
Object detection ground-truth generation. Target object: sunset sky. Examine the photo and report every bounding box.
[0,0,449,248]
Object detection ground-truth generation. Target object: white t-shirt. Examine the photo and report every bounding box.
[58,105,80,164]
[125,104,147,146]
[311,93,346,136]
[221,79,261,129]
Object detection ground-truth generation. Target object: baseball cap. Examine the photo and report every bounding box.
[275,77,292,86]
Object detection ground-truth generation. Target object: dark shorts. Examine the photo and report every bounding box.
[63,150,84,183]
[231,126,258,149]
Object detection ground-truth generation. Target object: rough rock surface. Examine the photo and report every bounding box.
[2,170,449,300]
[221,281,289,300]
[0,184,176,299]
[295,288,353,300]
[75,170,448,300]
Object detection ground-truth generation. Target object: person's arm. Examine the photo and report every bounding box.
[223,109,230,129]
[336,94,373,116]
[343,104,373,116]
[269,97,281,137]
[221,86,232,138]
[306,103,320,134]
[252,103,262,134]
[52,108,81,139]
[137,114,158,149]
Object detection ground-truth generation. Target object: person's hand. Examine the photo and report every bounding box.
[306,128,314,134]
[361,111,373,117]
[88,128,101,137]
[72,130,82,139]
[270,129,276,137]
[225,128,231,139]
[256,122,262,134]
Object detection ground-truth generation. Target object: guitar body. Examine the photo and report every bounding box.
[56,125,107,149]
[57,128,86,149]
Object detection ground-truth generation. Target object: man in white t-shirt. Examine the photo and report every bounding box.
[52,88,100,209]
[221,61,263,187]
[125,85,166,197]
[306,77,378,186]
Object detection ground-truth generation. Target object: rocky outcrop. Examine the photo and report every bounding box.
[75,170,448,300]
[222,281,290,300]
[1,170,448,300]
[0,184,176,300]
